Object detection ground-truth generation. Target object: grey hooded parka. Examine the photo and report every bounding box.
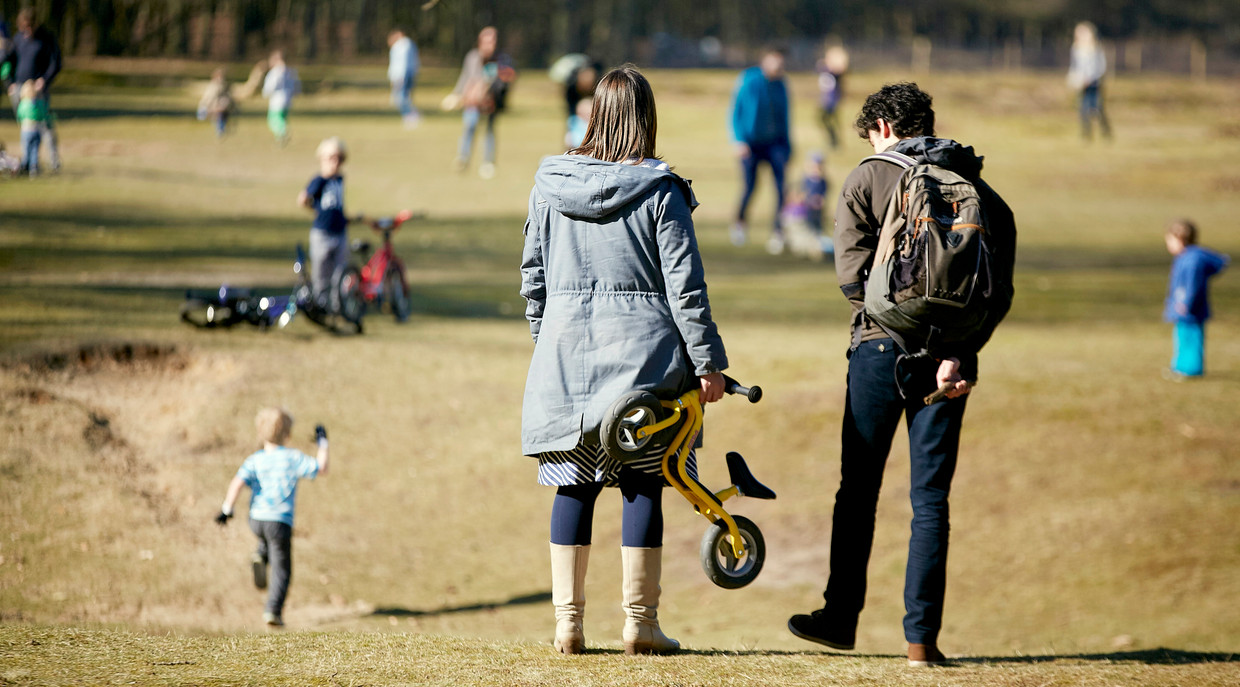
[520,155,728,455]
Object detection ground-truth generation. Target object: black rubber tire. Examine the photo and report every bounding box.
[180,298,229,328]
[333,266,366,333]
[384,266,411,323]
[600,391,663,463]
[699,515,765,589]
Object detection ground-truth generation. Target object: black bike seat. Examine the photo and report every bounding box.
[726,452,776,500]
[351,240,372,254]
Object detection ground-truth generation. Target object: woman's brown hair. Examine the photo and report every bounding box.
[570,64,658,163]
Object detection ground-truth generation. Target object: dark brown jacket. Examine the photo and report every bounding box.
[834,137,1016,379]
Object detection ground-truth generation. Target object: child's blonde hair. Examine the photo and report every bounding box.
[316,136,347,161]
[256,407,294,445]
[18,80,36,101]
[1166,218,1198,246]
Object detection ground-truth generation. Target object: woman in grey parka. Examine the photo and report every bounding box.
[520,65,729,656]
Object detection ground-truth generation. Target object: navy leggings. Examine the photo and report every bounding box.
[550,470,664,548]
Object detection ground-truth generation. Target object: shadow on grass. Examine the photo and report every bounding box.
[552,647,1239,664]
[371,591,551,618]
[0,106,462,123]
[955,648,1237,665]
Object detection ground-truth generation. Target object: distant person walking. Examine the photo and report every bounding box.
[817,44,849,149]
[262,50,300,146]
[443,26,515,179]
[786,82,1017,667]
[2,8,61,172]
[520,65,729,656]
[1067,21,1111,141]
[729,48,791,253]
[1163,219,1229,379]
[388,28,420,128]
[197,67,235,138]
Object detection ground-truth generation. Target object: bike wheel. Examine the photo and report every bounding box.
[333,266,366,334]
[600,391,663,464]
[384,266,411,323]
[699,515,765,590]
[181,298,228,328]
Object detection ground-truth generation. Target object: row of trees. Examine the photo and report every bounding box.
[2,0,1236,69]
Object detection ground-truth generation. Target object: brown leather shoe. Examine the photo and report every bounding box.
[907,643,947,667]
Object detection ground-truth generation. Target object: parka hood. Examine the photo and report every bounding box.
[894,136,985,180]
[534,155,696,220]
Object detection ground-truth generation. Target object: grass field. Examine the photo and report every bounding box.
[1,59,1238,685]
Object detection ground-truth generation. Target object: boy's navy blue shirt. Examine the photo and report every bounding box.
[1165,245,1229,324]
[305,175,347,235]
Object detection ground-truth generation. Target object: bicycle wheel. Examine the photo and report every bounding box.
[383,265,411,323]
[600,391,664,464]
[333,266,366,334]
[181,298,229,328]
[699,515,765,590]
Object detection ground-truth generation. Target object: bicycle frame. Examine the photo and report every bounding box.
[637,389,749,560]
[358,230,405,301]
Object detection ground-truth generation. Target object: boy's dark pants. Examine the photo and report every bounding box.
[823,338,967,645]
[250,519,293,615]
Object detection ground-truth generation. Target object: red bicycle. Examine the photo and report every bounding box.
[351,210,416,322]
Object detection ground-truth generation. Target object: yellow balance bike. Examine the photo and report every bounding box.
[599,376,775,589]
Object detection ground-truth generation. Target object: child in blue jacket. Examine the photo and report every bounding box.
[1164,219,1229,378]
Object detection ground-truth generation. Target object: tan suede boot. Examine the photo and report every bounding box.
[620,546,680,655]
[550,543,590,654]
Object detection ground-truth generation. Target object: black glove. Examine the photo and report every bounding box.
[214,511,232,526]
[315,424,328,442]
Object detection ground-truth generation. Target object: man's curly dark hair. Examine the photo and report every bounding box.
[854,82,935,139]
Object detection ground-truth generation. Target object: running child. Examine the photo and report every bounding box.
[215,408,329,627]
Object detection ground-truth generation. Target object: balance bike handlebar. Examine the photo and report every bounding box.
[723,375,762,403]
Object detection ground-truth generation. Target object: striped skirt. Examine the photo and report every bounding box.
[536,442,698,487]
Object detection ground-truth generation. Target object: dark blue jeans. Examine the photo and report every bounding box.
[1079,82,1111,139]
[737,141,790,232]
[823,338,967,645]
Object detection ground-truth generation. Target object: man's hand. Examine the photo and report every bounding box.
[734,143,751,159]
[33,78,44,93]
[699,372,725,404]
[935,358,972,399]
[314,424,328,443]
[214,511,232,526]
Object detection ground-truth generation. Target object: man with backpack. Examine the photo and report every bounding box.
[787,83,1016,667]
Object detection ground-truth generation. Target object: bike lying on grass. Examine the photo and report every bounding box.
[599,375,775,589]
[180,245,364,334]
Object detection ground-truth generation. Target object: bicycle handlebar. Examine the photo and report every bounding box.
[723,375,762,403]
[358,209,421,233]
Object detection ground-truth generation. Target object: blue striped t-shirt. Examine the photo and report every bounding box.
[237,446,319,526]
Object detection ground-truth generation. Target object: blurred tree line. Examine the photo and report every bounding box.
[0,0,1235,69]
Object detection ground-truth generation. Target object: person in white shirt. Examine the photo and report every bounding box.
[261,49,300,145]
[387,29,420,128]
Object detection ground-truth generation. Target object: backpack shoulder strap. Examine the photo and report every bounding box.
[861,151,918,169]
